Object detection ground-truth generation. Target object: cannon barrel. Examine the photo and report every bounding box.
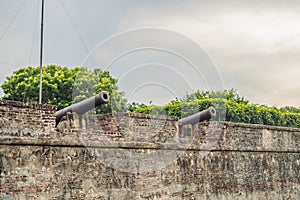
[178,107,216,127]
[55,92,110,126]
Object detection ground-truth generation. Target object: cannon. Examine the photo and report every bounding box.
[55,92,110,126]
[178,107,216,128]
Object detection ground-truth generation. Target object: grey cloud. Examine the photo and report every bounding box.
[0,0,299,107]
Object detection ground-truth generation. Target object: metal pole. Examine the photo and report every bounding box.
[39,0,44,104]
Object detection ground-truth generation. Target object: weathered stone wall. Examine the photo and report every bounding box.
[0,100,300,199]
[88,113,178,143]
[0,100,56,137]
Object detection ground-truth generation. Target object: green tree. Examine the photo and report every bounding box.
[73,68,127,113]
[1,65,127,112]
[1,65,79,108]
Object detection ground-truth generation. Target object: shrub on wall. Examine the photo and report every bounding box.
[133,92,300,128]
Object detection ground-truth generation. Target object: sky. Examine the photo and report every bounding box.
[0,0,299,107]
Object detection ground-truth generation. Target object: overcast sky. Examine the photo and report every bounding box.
[0,0,299,107]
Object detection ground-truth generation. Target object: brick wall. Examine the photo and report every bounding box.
[88,113,178,142]
[1,100,300,199]
[0,100,56,137]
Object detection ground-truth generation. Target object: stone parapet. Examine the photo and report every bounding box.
[0,100,300,199]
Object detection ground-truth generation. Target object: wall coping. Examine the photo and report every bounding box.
[0,100,57,111]
[222,121,300,132]
[90,112,179,121]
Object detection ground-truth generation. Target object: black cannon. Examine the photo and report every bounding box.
[55,92,110,126]
[178,107,216,128]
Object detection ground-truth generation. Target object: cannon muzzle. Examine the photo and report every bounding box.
[55,92,110,126]
[178,107,216,127]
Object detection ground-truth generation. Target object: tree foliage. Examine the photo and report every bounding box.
[132,90,300,128]
[72,68,127,113]
[180,89,248,104]
[2,67,299,128]
[127,102,147,112]
[1,65,127,112]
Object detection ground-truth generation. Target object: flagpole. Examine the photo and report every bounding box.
[39,0,44,104]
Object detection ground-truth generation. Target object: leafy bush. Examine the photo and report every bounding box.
[132,90,300,128]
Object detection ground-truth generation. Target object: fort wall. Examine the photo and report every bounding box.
[0,100,300,199]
